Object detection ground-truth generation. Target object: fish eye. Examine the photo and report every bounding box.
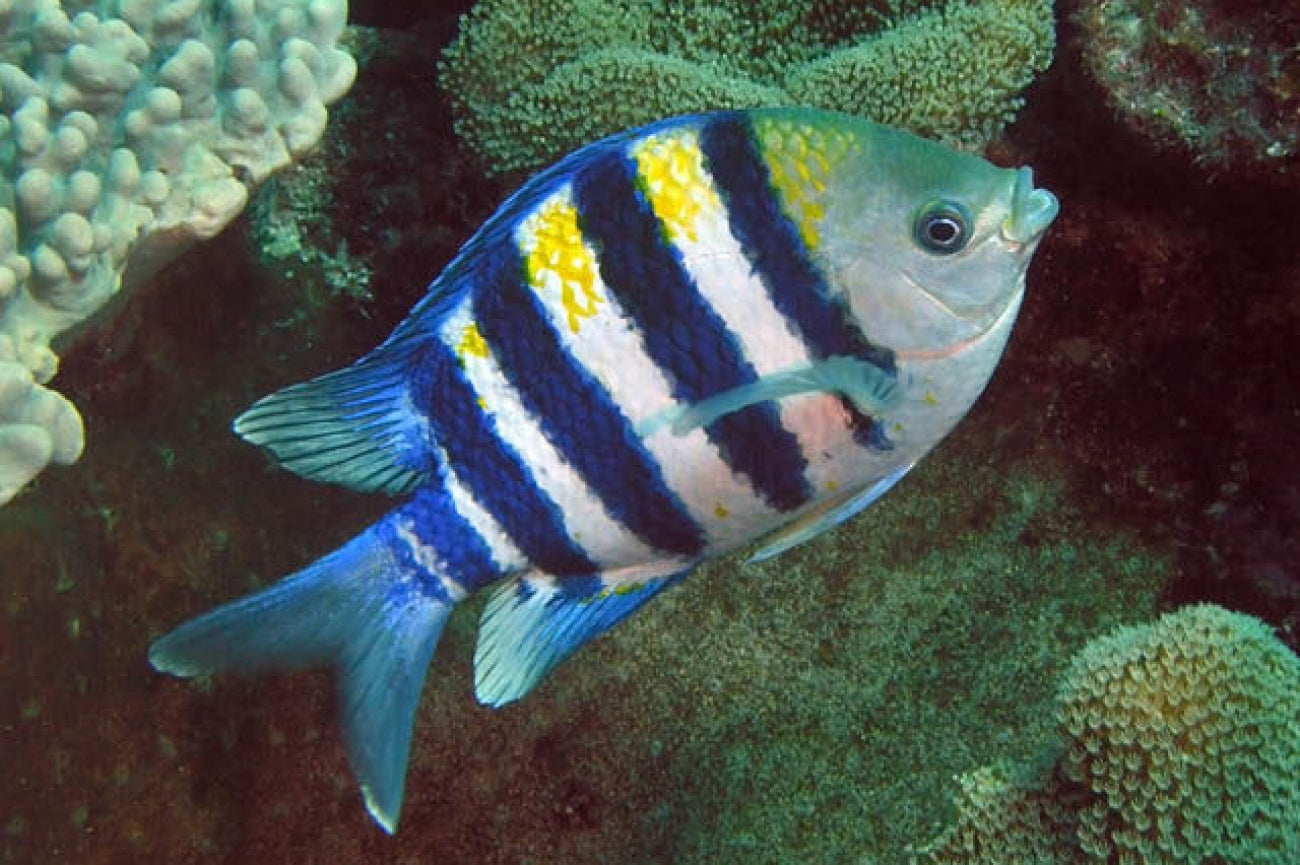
[913,200,971,255]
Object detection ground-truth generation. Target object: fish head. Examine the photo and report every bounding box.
[797,116,1059,358]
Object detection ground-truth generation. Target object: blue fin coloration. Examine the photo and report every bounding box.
[148,527,453,834]
[637,354,900,438]
[473,570,690,707]
[233,340,431,495]
[748,463,914,563]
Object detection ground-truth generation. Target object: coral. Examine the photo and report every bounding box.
[626,456,1168,865]
[1059,604,1300,863]
[250,162,374,307]
[0,359,79,503]
[784,1,1055,147]
[1073,0,1300,180]
[917,763,1081,865]
[919,604,1300,864]
[439,0,1055,176]
[0,0,356,505]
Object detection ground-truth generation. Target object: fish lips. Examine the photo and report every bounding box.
[1002,166,1059,247]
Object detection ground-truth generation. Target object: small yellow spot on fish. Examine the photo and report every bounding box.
[477,395,487,410]
[924,390,938,405]
[457,322,490,360]
[714,503,730,519]
[826,479,839,493]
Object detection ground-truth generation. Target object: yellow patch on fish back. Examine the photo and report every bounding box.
[517,193,602,333]
[752,117,858,250]
[456,322,490,360]
[631,130,723,244]
[713,502,730,519]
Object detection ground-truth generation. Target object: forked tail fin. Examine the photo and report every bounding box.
[148,524,455,833]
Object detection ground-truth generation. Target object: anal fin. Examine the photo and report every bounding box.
[473,568,692,707]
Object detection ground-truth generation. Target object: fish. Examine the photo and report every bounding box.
[148,107,1058,832]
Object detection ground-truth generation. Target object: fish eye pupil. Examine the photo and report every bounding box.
[927,218,959,245]
[915,201,970,254]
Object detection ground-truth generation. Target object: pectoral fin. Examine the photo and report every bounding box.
[637,355,900,438]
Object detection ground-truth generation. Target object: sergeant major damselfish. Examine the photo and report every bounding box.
[149,107,1059,832]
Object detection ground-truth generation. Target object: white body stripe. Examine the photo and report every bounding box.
[514,185,779,551]
[434,442,529,574]
[668,165,861,498]
[439,299,663,569]
[394,517,471,601]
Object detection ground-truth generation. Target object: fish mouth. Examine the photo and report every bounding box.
[1002,167,1059,246]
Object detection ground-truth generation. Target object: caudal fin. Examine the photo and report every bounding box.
[148,527,452,833]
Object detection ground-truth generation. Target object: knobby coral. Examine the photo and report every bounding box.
[439,0,1055,177]
[920,604,1300,864]
[0,0,356,505]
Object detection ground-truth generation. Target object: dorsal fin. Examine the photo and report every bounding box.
[233,338,432,495]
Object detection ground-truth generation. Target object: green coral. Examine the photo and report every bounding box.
[920,605,1300,864]
[916,763,1081,865]
[251,167,374,307]
[439,0,1055,176]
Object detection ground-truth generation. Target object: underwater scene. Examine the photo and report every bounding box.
[2,1,1298,863]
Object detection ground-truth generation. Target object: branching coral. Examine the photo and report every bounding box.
[0,0,356,505]
[439,0,1055,177]
[920,604,1300,864]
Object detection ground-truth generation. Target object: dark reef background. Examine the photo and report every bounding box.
[2,2,1297,863]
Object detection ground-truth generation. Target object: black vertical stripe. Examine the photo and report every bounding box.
[573,147,812,512]
[700,112,896,449]
[388,485,501,595]
[409,329,597,577]
[472,235,705,557]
